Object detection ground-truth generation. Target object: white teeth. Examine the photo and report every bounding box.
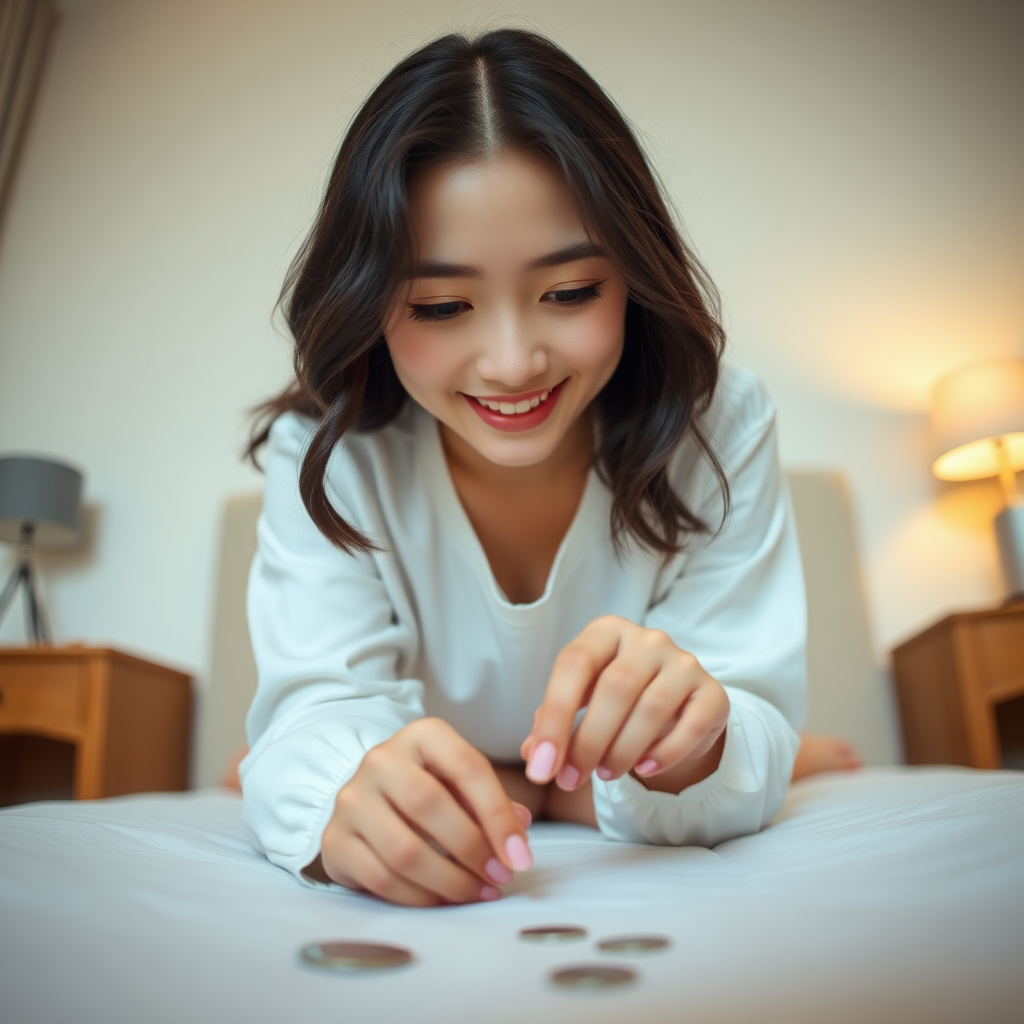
[474,386,555,415]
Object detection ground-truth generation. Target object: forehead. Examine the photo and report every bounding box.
[406,151,587,259]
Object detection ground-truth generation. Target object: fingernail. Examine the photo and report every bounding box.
[479,885,501,901]
[635,758,659,775]
[484,857,513,885]
[556,763,580,790]
[505,833,533,872]
[512,804,533,827]
[596,766,614,781]
[526,741,557,782]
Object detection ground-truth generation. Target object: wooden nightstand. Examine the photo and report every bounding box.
[892,604,1024,768]
[0,646,191,806]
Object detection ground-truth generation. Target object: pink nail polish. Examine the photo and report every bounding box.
[556,764,580,790]
[505,833,533,871]
[526,741,557,782]
[635,758,659,775]
[479,885,501,901]
[484,857,513,885]
[596,766,614,781]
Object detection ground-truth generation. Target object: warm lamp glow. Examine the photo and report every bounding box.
[930,358,1024,499]
[932,432,1024,481]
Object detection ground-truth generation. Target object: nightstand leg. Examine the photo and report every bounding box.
[75,656,111,799]
[952,627,1002,769]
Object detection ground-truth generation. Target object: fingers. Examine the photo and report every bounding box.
[512,802,533,828]
[594,668,695,779]
[323,827,491,909]
[521,616,624,784]
[635,679,730,776]
[367,798,501,904]
[320,719,533,909]
[521,616,729,795]
[415,722,533,874]
[490,762,545,821]
[387,760,516,887]
[319,819,436,907]
[558,642,666,786]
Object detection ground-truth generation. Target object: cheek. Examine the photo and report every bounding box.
[557,295,627,377]
[385,325,461,396]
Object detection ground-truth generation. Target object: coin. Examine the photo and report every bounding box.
[550,964,637,990]
[597,934,671,954]
[519,925,588,943]
[299,941,413,972]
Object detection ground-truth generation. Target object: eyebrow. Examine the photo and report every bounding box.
[409,240,606,280]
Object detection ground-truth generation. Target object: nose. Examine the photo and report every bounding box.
[475,310,548,387]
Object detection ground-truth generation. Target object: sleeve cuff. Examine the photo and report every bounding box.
[591,687,799,846]
[240,711,405,886]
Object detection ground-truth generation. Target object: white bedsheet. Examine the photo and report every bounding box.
[2,767,1023,1024]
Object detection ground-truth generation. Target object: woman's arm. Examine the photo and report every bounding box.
[603,370,805,843]
[522,368,805,845]
[242,414,529,891]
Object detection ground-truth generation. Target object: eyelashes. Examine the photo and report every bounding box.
[547,283,603,307]
[408,300,465,323]
[406,283,604,323]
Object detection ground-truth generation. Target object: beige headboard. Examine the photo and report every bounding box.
[193,495,261,789]
[192,471,897,787]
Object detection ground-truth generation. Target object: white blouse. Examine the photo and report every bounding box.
[240,364,806,884]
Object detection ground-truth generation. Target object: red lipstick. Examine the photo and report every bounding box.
[463,380,566,433]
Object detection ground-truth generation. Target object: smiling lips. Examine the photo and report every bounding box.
[464,380,565,432]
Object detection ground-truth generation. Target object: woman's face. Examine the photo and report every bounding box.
[385,150,628,469]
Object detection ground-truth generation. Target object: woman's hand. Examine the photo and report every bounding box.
[520,616,729,796]
[316,718,534,907]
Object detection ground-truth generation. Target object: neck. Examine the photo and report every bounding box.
[440,409,594,493]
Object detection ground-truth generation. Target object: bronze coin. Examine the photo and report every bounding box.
[519,925,588,943]
[597,934,671,954]
[300,941,413,972]
[550,964,637,990]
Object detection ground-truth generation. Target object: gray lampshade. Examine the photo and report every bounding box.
[0,456,83,546]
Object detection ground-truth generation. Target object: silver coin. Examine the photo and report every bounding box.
[300,940,413,972]
[597,934,671,954]
[550,964,637,990]
[519,925,588,943]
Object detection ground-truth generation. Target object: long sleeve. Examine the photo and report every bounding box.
[239,413,423,882]
[591,369,806,845]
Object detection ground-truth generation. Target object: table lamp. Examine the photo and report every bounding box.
[930,357,1024,600]
[0,456,84,644]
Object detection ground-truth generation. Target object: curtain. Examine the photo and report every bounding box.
[0,0,56,223]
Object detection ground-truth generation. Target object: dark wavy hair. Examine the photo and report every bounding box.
[248,28,728,556]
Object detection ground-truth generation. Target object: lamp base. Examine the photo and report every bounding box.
[0,551,50,644]
[995,503,1024,601]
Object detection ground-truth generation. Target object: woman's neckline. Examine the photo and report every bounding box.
[416,405,600,615]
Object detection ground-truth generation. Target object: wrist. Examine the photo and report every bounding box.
[631,728,726,795]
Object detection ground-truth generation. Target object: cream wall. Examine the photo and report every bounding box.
[1,0,1021,767]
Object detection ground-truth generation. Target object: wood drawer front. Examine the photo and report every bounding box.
[971,619,1024,703]
[0,662,86,737]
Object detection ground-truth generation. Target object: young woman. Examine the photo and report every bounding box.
[240,28,859,908]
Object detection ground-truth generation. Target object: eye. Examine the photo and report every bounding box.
[407,300,469,323]
[543,283,603,307]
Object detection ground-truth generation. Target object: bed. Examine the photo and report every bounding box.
[2,473,1023,1023]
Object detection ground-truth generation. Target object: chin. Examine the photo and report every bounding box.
[468,431,563,468]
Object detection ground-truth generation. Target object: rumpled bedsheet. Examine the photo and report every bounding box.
[1,767,1022,1024]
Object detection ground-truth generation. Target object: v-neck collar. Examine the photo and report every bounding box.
[415,404,602,624]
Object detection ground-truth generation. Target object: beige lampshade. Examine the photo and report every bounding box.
[930,358,1024,481]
